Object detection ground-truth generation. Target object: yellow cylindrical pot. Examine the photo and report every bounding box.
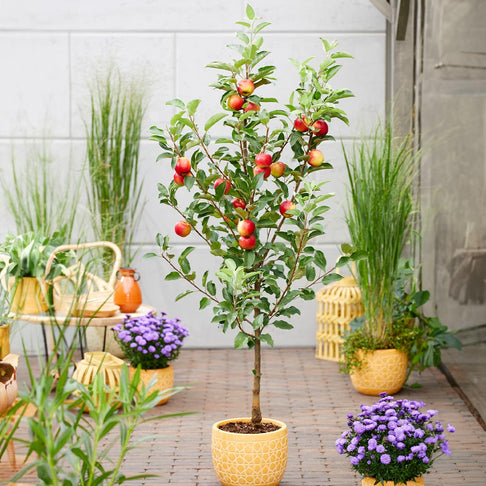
[212,418,288,486]
[0,324,10,359]
[362,477,424,486]
[9,277,48,314]
[128,365,174,406]
[350,349,408,396]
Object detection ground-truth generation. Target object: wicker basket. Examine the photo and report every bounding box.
[315,276,363,362]
[45,241,122,318]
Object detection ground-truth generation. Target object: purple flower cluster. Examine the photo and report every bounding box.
[335,393,455,484]
[113,311,189,369]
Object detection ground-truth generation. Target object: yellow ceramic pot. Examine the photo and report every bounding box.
[350,349,408,396]
[128,365,174,405]
[362,477,424,486]
[0,323,10,359]
[212,417,288,486]
[9,277,48,315]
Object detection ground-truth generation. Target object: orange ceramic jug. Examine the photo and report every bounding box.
[114,268,142,314]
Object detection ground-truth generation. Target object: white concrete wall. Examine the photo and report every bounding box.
[0,1,386,351]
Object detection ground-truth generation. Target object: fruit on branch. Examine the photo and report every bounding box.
[253,166,271,178]
[214,178,231,194]
[227,94,244,111]
[243,102,260,113]
[294,116,309,133]
[279,200,296,218]
[173,173,186,186]
[254,153,272,168]
[237,78,255,97]
[308,149,325,167]
[238,234,256,250]
[175,157,191,175]
[312,120,329,137]
[270,162,285,178]
[237,219,256,237]
[232,198,246,210]
[175,219,192,237]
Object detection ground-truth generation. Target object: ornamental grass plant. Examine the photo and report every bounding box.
[113,311,189,369]
[335,393,455,484]
[85,67,148,271]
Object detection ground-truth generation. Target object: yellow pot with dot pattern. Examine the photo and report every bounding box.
[362,476,424,486]
[350,349,408,396]
[212,417,288,486]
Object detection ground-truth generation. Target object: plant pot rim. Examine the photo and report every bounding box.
[128,363,173,370]
[357,348,408,355]
[212,417,287,436]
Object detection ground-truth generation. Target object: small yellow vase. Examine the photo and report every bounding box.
[0,324,10,359]
[128,365,174,405]
[350,349,408,396]
[212,417,288,486]
[362,476,424,486]
[9,277,48,315]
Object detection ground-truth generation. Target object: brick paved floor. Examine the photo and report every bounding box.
[4,348,486,485]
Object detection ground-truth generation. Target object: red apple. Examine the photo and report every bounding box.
[312,120,329,137]
[175,220,191,237]
[254,153,272,168]
[238,234,256,250]
[270,162,285,178]
[294,116,309,133]
[227,94,244,111]
[175,157,191,175]
[237,219,256,237]
[214,178,231,194]
[279,200,296,218]
[173,173,185,186]
[237,78,255,97]
[308,149,325,167]
[253,166,271,179]
[231,198,246,210]
[243,102,260,113]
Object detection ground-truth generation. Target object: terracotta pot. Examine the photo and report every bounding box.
[114,268,142,313]
[350,349,408,396]
[362,477,424,486]
[9,277,48,315]
[0,323,10,359]
[128,365,174,405]
[0,354,19,415]
[212,417,288,486]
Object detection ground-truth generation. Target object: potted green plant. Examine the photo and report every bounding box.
[341,121,419,396]
[147,5,355,485]
[335,393,455,485]
[0,231,67,315]
[112,310,189,405]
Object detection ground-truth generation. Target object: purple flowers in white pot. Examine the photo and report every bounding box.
[336,393,455,484]
[113,311,189,369]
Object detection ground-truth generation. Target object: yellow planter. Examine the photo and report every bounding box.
[128,365,174,405]
[362,477,424,486]
[0,324,10,359]
[212,417,288,486]
[9,277,48,315]
[350,349,408,396]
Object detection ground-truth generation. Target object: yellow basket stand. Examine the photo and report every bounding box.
[315,275,363,362]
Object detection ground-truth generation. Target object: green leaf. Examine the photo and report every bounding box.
[199,297,211,310]
[206,61,234,71]
[259,334,274,346]
[143,252,157,260]
[254,21,271,34]
[166,98,185,109]
[176,290,193,301]
[273,320,293,330]
[165,271,181,281]
[321,273,343,286]
[204,113,228,132]
[246,4,255,20]
[186,99,201,116]
[252,313,265,330]
[314,250,327,271]
[234,331,249,349]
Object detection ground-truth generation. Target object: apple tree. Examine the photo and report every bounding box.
[148,5,355,426]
